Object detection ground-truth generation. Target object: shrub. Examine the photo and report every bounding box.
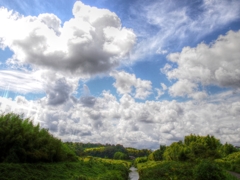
[113,152,128,160]
[0,113,77,163]
[194,160,226,180]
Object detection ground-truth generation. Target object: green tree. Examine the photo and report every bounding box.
[0,113,77,163]
[194,160,226,180]
[220,143,238,157]
[148,145,166,161]
[113,152,128,160]
[163,142,187,161]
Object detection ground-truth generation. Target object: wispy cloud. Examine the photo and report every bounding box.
[0,70,44,94]
[130,0,240,59]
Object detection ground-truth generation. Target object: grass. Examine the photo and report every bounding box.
[135,160,239,180]
[215,152,240,173]
[137,160,194,180]
[0,157,131,180]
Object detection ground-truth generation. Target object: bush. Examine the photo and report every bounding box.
[194,160,226,180]
[134,156,148,167]
[113,152,128,160]
[0,113,77,163]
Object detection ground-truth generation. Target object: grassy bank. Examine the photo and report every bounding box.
[0,157,131,180]
[135,160,238,180]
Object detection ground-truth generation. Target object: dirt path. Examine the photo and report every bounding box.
[228,171,240,179]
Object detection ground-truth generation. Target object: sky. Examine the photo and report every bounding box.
[0,0,240,149]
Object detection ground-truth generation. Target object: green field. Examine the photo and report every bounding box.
[0,157,131,180]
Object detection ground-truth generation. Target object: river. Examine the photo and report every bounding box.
[129,166,139,180]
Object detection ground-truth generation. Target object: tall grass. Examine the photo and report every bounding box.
[0,158,130,180]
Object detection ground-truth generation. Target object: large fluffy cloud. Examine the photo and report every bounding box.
[164,30,240,98]
[111,71,152,99]
[0,1,136,77]
[1,89,240,149]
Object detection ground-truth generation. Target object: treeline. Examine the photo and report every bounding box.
[0,113,77,163]
[148,134,238,161]
[126,147,152,158]
[65,142,129,159]
[65,142,152,160]
[135,134,240,180]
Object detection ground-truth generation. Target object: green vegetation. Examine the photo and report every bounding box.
[136,160,194,180]
[113,152,128,160]
[134,134,240,180]
[148,145,166,161]
[136,160,238,180]
[1,113,240,180]
[126,147,151,158]
[0,157,130,180]
[66,142,129,159]
[0,113,131,180]
[193,160,225,180]
[0,113,77,163]
[215,151,240,173]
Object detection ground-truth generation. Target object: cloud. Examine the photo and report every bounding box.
[156,48,168,55]
[0,1,240,149]
[131,0,240,59]
[80,96,96,107]
[161,83,167,90]
[44,78,73,106]
[168,79,197,97]
[35,70,79,106]
[155,88,164,100]
[1,88,240,148]
[0,1,136,77]
[165,30,240,98]
[111,71,152,99]
[0,70,44,94]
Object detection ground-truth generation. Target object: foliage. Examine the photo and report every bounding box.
[126,147,151,158]
[162,134,226,162]
[215,152,240,173]
[137,134,239,180]
[220,143,239,157]
[0,113,77,163]
[113,152,128,160]
[136,160,194,180]
[84,144,129,159]
[148,145,166,161]
[193,160,226,180]
[0,157,130,180]
[136,160,238,180]
[163,141,188,161]
[65,142,130,159]
[134,156,148,166]
[65,142,87,156]
[223,151,240,163]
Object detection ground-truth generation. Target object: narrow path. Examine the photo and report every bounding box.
[228,171,240,179]
[129,166,139,180]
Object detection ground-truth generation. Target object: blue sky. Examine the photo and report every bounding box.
[0,0,240,149]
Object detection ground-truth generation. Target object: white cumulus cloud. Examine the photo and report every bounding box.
[164,30,240,98]
[111,71,152,100]
[0,1,136,77]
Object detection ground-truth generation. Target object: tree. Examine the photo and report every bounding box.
[148,145,166,161]
[0,113,77,163]
[194,160,226,180]
[163,142,187,161]
[220,143,238,157]
[113,152,128,160]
